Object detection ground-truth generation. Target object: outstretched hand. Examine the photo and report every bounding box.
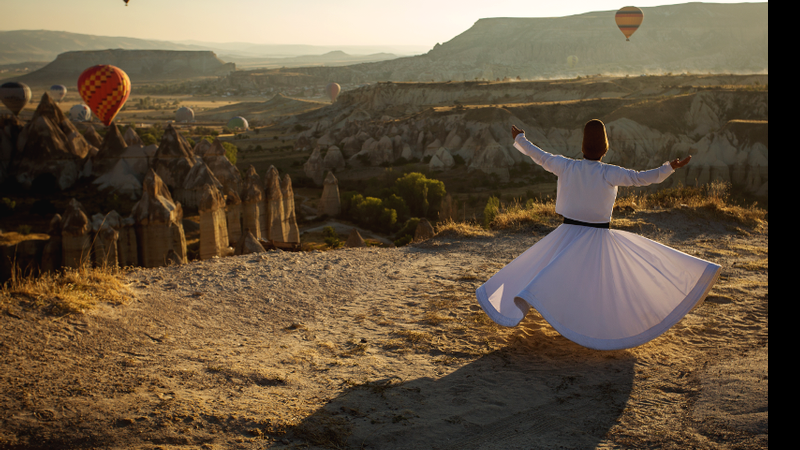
[512,125,524,139]
[670,155,692,170]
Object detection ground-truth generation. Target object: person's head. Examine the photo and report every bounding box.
[582,119,608,161]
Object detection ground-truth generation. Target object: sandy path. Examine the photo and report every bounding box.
[0,209,767,449]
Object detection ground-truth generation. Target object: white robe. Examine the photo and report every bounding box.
[475,134,721,350]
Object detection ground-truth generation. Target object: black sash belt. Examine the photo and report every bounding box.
[563,217,610,229]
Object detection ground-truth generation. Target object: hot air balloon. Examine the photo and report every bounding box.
[615,6,643,41]
[227,116,249,131]
[69,104,92,122]
[49,84,67,102]
[0,81,32,116]
[326,82,341,103]
[175,106,195,123]
[567,55,579,68]
[77,65,131,126]
[123,0,129,5]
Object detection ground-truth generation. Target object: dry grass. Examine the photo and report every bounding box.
[619,181,767,229]
[434,219,495,238]
[484,198,561,231]
[0,265,133,315]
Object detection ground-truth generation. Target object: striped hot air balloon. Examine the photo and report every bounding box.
[0,81,31,116]
[615,6,644,41]
[77,65,131,126]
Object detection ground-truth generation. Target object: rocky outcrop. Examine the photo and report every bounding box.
[281,174,300,244]
[318,172,341,217]
[23,49,235,84]
[131,170,187,268]
[345,228,366,248]
[234,229,266,256]
[290,76,768,195]
[175,159,224,209]
[199,184,230,260]
[13,93,92,190]
[199,138,242,197]
[225,189,243,247]
[61,199,91,268]
[241,166,263,241]
[150,124,195,190]
[303,147,324,186]
[263,166,286,242]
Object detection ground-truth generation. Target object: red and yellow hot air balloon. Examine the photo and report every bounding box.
[77,65,131,126]
[615,6,644,41]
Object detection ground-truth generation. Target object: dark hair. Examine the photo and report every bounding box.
[582,119,608,160]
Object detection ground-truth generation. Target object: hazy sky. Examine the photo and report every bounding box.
[3,0,761,50]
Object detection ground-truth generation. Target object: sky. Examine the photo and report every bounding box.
[2,0,761,51]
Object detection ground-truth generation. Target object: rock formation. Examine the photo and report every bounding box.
[234,229,266,255]
[281,174,300,244]
[317,172,341,217]
[123,127,143,146]
[199,184,230,260]
[150,124,195,190]
[131,169,187,268]
[323,146,346,172]
[91,213,119,268]
[22,49,235,84]
[345,228,366,248]
[13,93,92,190]
[303,147,324,186]
[175,159,224,209]
[263,166,286,242]
[241,166,263,240]
[414,218,435,242]
[41,214,62,273]
[198,138,242,197]
[0,114,24,184]
[61,198,91,268]
[225,189,243,246]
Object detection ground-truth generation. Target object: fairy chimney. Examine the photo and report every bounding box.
[225,189,243,246]
[241,166,263,241]
[263,166,286,242]
[317,171,341,217]
[61,198,91,268]
[175,159,224,209]
[201,138,243,197]
[150,124,195,190]
[92,123,128,176]
[199,183,230,260]
[131,169,187,268]
[14,93,92,190]
[280,174,300,244]
[303,147,324,186]
[41,213,63,273]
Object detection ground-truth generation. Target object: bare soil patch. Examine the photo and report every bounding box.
[0,208,767,449]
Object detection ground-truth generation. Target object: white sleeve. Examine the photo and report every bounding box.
[603,162,675,187]
[513,134,570,177]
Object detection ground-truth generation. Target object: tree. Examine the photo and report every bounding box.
[393,172,446,221]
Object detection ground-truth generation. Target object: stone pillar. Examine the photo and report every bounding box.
[241,167,263,241]
[318,171,341,216]
[263,165,286,242]
[281,174,300,244]
[199,183,229,260]
[41,214,62,273]
[131,169,187,268]
[225,189,243,247]
[61,199,91,268]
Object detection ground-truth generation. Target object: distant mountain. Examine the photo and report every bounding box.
[250,2,767,83]
[20,49,235,85]
[0,30,207,65]
[0,30,422,66]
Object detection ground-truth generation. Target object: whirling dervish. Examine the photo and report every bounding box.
[476,120,721,350]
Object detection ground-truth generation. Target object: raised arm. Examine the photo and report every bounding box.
[511,125,570,176]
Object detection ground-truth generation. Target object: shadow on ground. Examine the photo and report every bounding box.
[289,335,635,449]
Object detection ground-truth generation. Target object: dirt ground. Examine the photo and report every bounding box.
[0,208,767,449]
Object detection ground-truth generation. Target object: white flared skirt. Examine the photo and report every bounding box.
[476,224,721,350]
